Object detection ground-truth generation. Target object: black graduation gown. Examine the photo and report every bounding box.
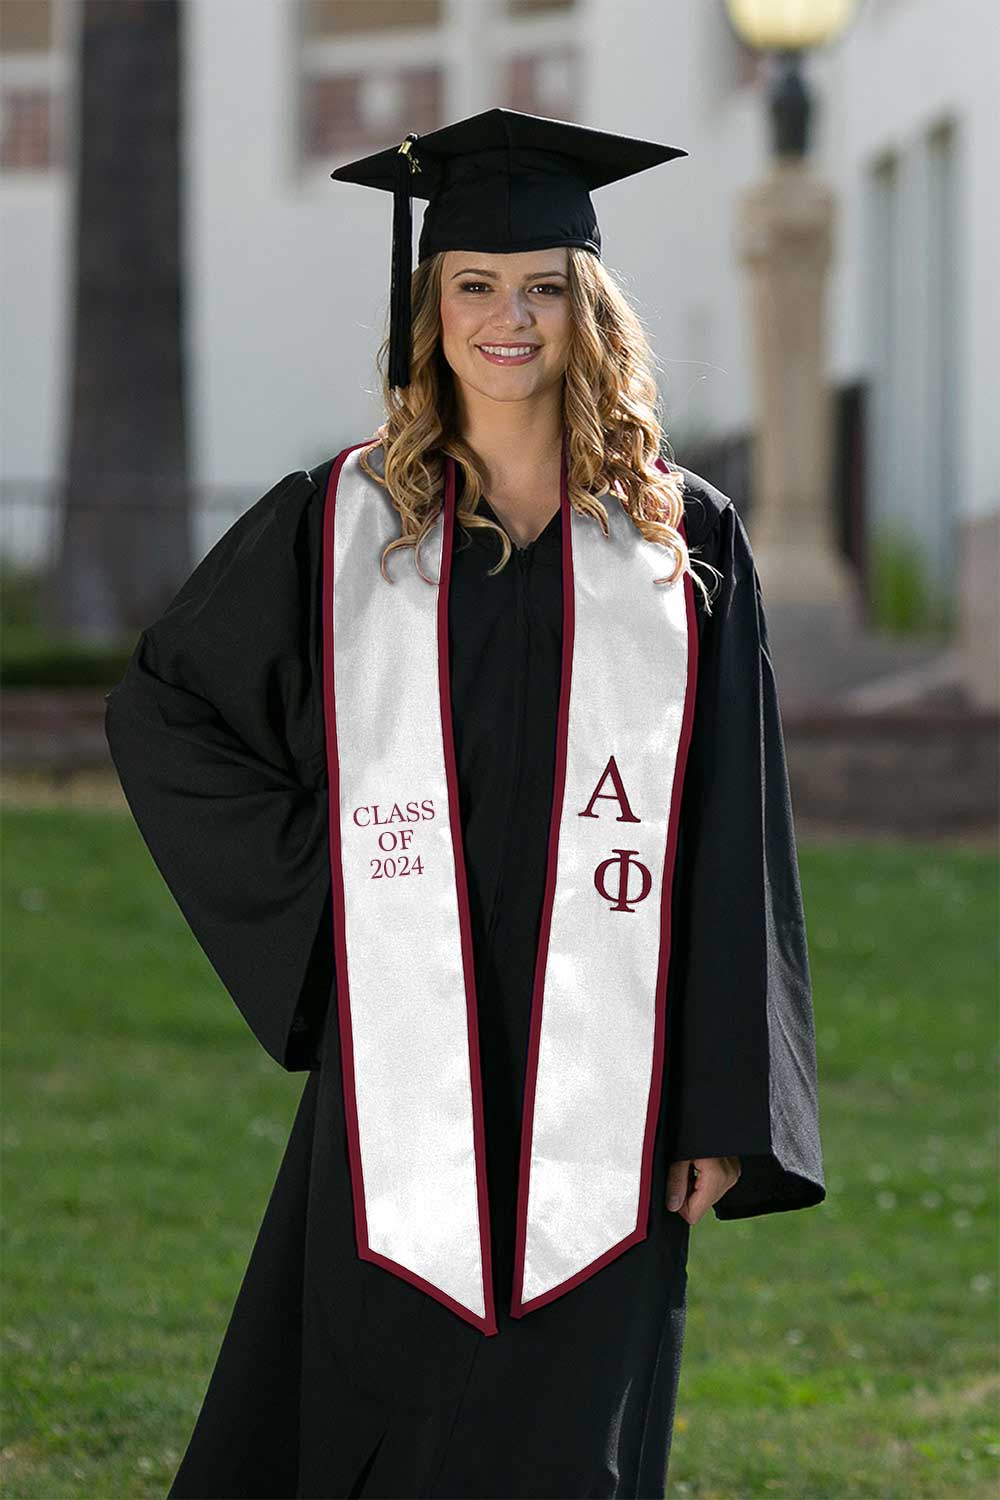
[103,454,824,1500]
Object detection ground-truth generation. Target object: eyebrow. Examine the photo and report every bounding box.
[450,267,568,280]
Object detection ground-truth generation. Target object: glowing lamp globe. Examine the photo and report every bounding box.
[724,0,859,51]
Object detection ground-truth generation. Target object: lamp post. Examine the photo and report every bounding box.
[726,0,861,699]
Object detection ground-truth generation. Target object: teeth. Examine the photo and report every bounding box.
[480,345,537,357]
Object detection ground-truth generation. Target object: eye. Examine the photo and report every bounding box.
[457,281,564,295]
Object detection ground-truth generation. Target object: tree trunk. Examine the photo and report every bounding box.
[51,0,191,639]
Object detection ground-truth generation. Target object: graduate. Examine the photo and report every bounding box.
[104,108,825,1500]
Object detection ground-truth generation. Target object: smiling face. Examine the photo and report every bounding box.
[438,247,572,407]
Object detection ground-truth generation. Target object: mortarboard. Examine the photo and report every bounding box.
[329,107,687,389]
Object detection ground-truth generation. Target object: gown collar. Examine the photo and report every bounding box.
[466,493,562,553]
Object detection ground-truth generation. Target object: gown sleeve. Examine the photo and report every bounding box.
[665,492,826,1217]
[103,468,335,1072]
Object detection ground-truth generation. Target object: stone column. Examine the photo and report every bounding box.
[737,159,856,601]
[736,159,862,704]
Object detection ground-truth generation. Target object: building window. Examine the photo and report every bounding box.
[733,37,764,89]
[0,0,69,172]
[304,68,442,159]
[298,0,583,173]
[496,0,580,119]
[715,0,765,94]
[1,87,52,171]
[504,46,578,119]
[299,0,444,165]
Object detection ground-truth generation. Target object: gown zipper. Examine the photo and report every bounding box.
[484,543,532,946]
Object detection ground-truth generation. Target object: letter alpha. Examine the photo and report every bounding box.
[578,754,641,823]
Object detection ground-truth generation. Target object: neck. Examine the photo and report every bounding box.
[456,382,564,506]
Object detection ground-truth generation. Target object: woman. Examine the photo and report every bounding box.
[105,110,824,1499]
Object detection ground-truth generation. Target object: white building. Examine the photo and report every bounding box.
[2,0,997,702]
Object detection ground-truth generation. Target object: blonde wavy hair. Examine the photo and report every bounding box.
[357,247,720,610]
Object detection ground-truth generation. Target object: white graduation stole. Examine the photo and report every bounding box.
[321,438,698,1335]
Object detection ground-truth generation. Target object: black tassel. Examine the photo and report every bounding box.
[389,133,421,391]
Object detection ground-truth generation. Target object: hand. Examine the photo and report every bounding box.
[666,1156,741,1225]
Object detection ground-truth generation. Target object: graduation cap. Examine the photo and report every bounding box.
[329,107,687,390]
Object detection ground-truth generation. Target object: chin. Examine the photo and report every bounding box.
[461,360,533,390]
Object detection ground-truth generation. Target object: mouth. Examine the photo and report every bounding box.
[476,343,541,366]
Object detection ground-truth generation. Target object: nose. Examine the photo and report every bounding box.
[487,288,534,334]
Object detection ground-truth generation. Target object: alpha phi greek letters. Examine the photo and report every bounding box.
[580,754,652,913]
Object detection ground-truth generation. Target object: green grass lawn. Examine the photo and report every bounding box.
[2,808,998,1499]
